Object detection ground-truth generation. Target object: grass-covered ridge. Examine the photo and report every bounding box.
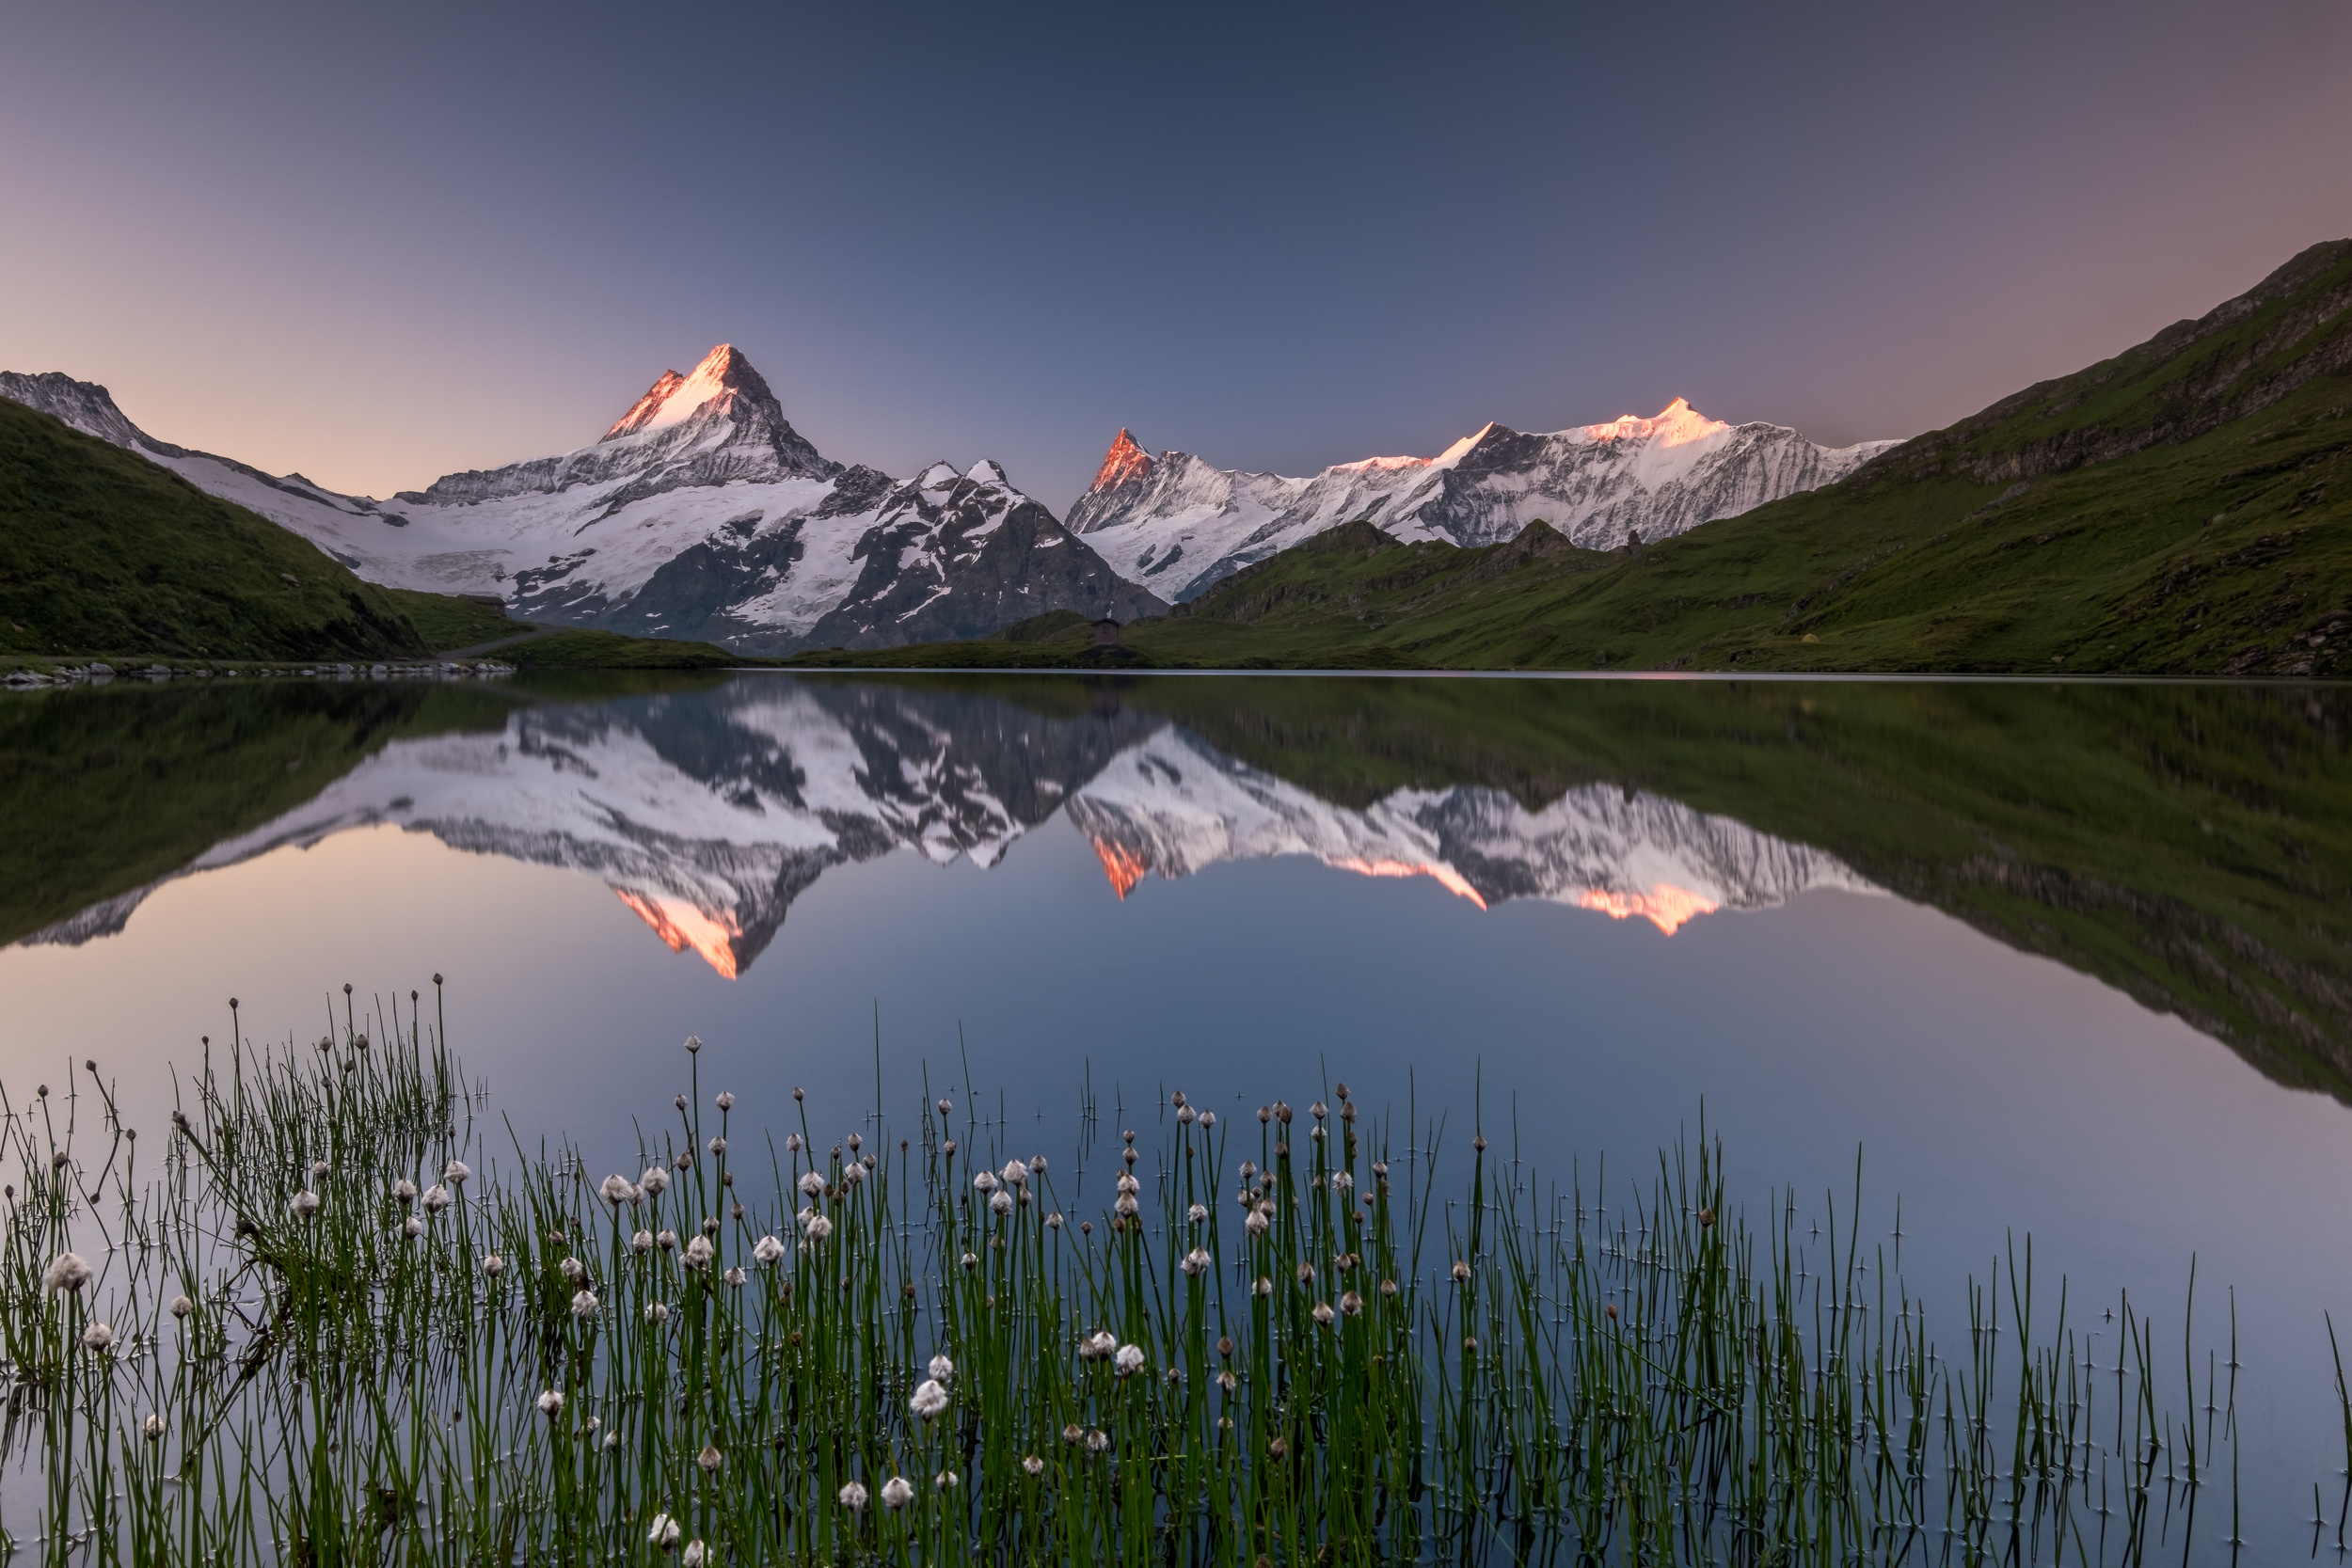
[0,1004,2296,1563]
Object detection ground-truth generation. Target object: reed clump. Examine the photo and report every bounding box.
[0,992,2304,1564]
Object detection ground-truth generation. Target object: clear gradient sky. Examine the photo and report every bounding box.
[4,3,2348,509]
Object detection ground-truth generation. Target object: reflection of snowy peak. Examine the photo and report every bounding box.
[1066,402,1899,600]
[18,683,1871,972]
[1064,729,1877,929]
[14,684,1159,977]
[0,353,1154,652]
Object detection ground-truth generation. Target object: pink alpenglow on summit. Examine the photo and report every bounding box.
[1064,400,1897,601]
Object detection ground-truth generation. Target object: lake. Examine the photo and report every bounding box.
[3,670,2348,1557]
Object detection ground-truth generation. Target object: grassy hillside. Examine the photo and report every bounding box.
[0,397,435,661]
[1098,675,2352,1099]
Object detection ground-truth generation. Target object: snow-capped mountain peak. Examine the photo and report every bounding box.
[1580,398,1724,448]
[1089,428,1154,492]
[600,343,768,441]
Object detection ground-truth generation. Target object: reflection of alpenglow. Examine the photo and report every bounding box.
[17,683,1159,978]
[1065,731,1877,930]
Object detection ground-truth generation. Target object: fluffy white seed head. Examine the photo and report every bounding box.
[801,1212,834,1243]
[797,1171,824,1196]
[647,1513,680,1548]
[715,1091,734,1111]
[482,1254,505,1278]
[935,1469,959,1491]
[641,1167,670,1196]
[723,1266,745,1288]
[838,1481,868,1512]
[443,1160,470,1186]
[402,1216,423,1239]
[680,1544,707,1568]
[144,1413,166,1441]
[881,1475,914,1510]
[561,1257,587,1283]
[989,1190,1013,1216]
[82,1322,115,1352]
[929,1354,954,1381]
[645,1301,669,1324]
[292,1190,321,1218]
[697,1445,723,1475]
[391,1179,417,1207]
[910,1379,949,1421]
[753,1235,784,1264]
[536,1389,564,1418]
[1312,1301,1336,1326]
[600,1174,637,1207]
[570,1289,598,1319]
[1187,1203,1208,1225]
[1001,1159,1028,1187]
[632,1229,654,1255]
[1181,1246,1213,1277]
[1113,1343,1145,1378]
[421,1183,451,1213]
[972,1171,997,1194]
[169,1293,195,1319]
[682,1235,714,1271]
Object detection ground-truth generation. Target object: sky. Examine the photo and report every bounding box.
[2,2,2348,509]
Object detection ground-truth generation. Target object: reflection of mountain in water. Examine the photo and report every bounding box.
[17,683,1871,976]
[1069,729,1875,931]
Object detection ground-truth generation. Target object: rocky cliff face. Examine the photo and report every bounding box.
[1066,402,1899,600]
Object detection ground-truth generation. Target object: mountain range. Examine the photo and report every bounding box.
[1,348,1163,654]
[2,349,1882,651]
[1066,404,1897,601]
[15,680,1874,976]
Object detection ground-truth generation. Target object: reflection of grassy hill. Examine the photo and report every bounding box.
[0,680,519,945]
[1110,676,2352,1099]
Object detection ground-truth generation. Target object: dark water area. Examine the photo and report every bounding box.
[3,671,2349,1554]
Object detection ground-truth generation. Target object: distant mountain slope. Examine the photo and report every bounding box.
[0,395,428,661]
[1,347,1162,654]
[1065,402,1895,600]
[1123,238,2352,675]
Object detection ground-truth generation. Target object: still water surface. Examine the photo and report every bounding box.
[3,671,2347,1552]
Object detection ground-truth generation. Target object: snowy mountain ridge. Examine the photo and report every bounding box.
[1066,402,1899,601]
[0,349,1156,652]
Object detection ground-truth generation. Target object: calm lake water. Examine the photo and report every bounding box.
[4,671,2348,1554]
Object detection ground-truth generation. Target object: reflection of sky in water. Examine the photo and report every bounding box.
[2,683,2348,1552]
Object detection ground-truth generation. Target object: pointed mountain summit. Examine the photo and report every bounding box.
[405,343,837,507]
[1089,428,1154,492]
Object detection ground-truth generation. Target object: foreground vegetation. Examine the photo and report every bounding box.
[0,997,2324,1563]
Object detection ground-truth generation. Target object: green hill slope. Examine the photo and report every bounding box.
[1123,238,2352,674]
[0,397,432,661]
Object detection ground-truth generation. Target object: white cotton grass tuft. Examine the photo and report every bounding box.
[928,1353,954,1381]
[647,1512,681,1549]
[144,1413,167,1442]
[657,1229,677,1253]
[1086,1429,1110,1453]
[169,1293,195,1319]
[935,1469,960,1491]
[1113,1343,1146,1378]
[644,1301,669,1324]
[482,1254,505,1278]
[402,1216,423,1239]
[1246,1209,1270,1237]
[799,1209,834,1242]
[753,1235,784,1264]
[1181,1246,1213,1277]
[1000,1159,1028,1186]
[1078,1330,1117,1362]
[421,1183,451,1213]
[972,1170,996,1194]
[632,1229,655,1255]
[312,1159,331,1178]
[536,1389,564,1418]
[600,1174,638,1207]
[837,1481,868,1512]
[697,1445,723,1475]
[723,1266,745,1287]
[797,1171,825,1197]
[1312,1301,1337,1326]
[641,1166,670,1196]
[881,1476,914,1510]
[82,1322,115,1352]
[680,1543,709,1568]
[561,1257,588,1283]
[785,1133,803,1153]
[1187,1203,1208,1225]
[1023,1454,1045,1476]
[910,1379,949,1421]
[682,1235,714,1271]
[570,1289,599,1319]
[715,1090,734,1111]
[989,1190,1013,1216]
[443,1159,470,1186]
[292,1190,321,1219]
